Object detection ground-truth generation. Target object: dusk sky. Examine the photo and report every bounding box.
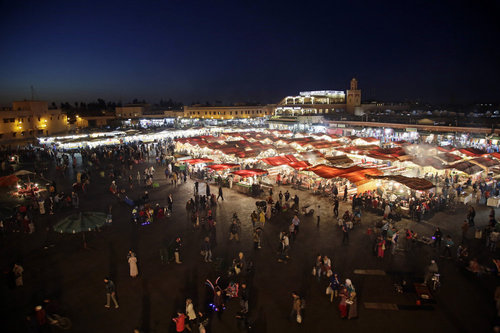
[1,0,499,105]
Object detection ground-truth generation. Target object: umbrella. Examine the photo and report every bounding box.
[14,170,35,176]
[0,174,19,187]
[54,211,108,248]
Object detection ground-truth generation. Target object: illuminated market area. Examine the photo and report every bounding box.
[2,1,500,333]
[2,118,500,332]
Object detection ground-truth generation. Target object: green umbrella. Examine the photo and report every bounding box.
[54,211,108,248]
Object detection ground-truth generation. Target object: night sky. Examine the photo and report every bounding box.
[0,0,499,105]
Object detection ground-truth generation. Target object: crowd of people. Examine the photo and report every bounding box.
[0,138,499,332]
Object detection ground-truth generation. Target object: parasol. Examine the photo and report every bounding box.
[13,170,35,176]
[53,211,108,248]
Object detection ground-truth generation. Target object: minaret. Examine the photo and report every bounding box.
[346,78,361,113]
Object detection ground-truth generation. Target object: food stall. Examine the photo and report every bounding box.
[205,163,240,186]
[231,169,268,196]
[305,164,383,196]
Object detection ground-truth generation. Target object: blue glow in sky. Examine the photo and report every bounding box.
[0,0,499,105]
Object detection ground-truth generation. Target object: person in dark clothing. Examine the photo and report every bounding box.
[433,227,442,248]
[229,221,240,242]
[173,237,182,264]
[217,186,224,201]
[238,283,249,313]
[167,194,173,213]
[333,198,339,217]
[332,185,338,197]
[213,288,224,319]
[467,206,475,226]
[104,277,119,308]
[202,236,212,262]
[342,224,349,244]
[344,186,348,201]
[206,183,211,197]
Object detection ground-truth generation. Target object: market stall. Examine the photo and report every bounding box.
[231,169,268,196]
[305,164,384,195]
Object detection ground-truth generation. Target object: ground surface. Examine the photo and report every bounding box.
[1,155,498,333]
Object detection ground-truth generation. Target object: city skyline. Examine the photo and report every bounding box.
[1,0,499,105]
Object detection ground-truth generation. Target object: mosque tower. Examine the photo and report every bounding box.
[346,78,361,113]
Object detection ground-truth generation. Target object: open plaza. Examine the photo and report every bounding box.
[1,124,499,333]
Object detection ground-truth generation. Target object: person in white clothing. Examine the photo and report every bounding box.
[128,253,138,278]
[185,298,197,331]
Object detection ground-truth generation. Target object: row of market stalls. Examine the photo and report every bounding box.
[37,127,500,204]
[171,131,434,198]
[171,129,500,204]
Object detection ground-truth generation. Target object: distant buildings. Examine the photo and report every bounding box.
[183,104,274,119]
[116,104,184,119]
[275,78,362,116]
[0,101,68,142]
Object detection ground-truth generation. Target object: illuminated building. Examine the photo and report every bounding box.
[274,78,362,115]
[0,101,68,142]
[183,105,274,120]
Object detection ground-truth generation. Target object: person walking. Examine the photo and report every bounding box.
[347,291,358,320]
[290,292,303,323]
[128,253,138,278]
[377,236,386,258]
[338,287,349,319]
[467,206,475,226]
[328,273,341,302]
[433,227,442,248]
[342,224,349,244]
[344,186,348,201]
[174,237,182,264]
[202,237,212,262]
[391,231,399,255]
[253,228,262,249]
[185,299,197,332]
[217,186,224,201]
[172,310,187,332]
[229,221,240,242]
[238,283,249,313]
[316,205,321,227]
[250,211,258,228]
[259,210,266,227]
[442,235,454,258]
[292,215,300,234]
[104,277,119,309]
[71,192,79,209]
[332,184,338,197]
[333,197,339,217]
[206,183,210,197]
[167,194,173,213]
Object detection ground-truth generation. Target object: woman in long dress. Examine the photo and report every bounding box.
[128,254,138,278]
[348,291,358,319]
[265,202,272,220]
